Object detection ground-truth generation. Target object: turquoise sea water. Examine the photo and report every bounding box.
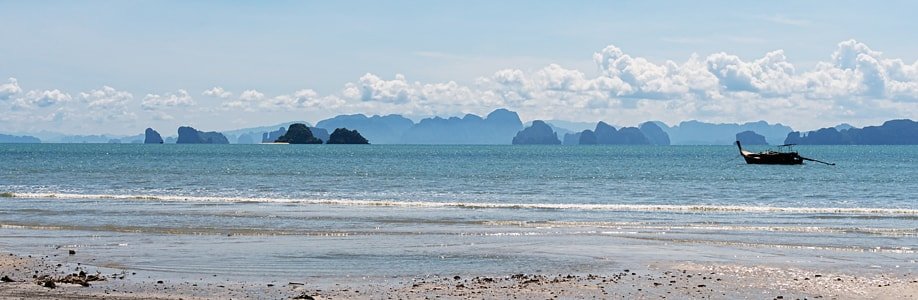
[0,144,915,280]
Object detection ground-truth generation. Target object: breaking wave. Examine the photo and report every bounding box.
[6,192,918,215]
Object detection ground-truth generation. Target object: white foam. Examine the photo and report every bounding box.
[8,192,918,215]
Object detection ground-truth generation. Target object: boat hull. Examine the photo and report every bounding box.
[736,141,805,165]
[741,153,804,165]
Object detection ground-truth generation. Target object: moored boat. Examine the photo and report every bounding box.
[736,141,803,165]
[736,141,836,165]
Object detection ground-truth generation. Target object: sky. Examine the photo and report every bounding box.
[1,0,917,136]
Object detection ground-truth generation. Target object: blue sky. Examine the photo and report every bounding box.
[1,0,916,135]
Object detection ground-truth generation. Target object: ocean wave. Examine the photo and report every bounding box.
[6,192,918,215]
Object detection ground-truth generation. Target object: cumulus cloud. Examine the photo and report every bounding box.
[326,39,917,127]
[800,40,918,101]
[78,86,137,122]
[80,86,133,109]
[0,78,22,100]
[222,89,264,109]
[239,89,265,102]
[14,89,72,109]
[705,50,800,96]
[339,73,494,115]
[202,86,232,99]
[343,73,417,104]
[593,45,693,98]
[141,89,194,110]
[580,39,917,103]
[2,39,916,133]
[270,89,346,109]
[221,88,348,111]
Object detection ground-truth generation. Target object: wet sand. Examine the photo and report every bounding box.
[1,251,914,299]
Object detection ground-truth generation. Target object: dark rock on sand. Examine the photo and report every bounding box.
[36,276,55,289]
[293,292,316,300]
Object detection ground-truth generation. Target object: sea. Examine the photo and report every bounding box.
[0,144,915,282]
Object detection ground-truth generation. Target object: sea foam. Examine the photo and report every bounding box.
[8,192,918,215]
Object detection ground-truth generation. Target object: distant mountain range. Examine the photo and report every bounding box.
[786,119,918,145]
[2,109,915,145]
[0,134,41,143]
[399,109,523,144]
[220,121,311,144]
[316,114,413,144]
[657,120,794,145]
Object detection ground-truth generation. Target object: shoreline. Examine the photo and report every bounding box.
[1,251,914,299]
[6,192,918,215]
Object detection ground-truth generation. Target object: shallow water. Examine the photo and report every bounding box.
[0,144,916,279]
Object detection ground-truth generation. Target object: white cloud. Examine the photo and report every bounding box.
[270,89,346,109]
[221,88,348,111]
[591,45,719,99]
[79,86,137,123]
[141,89,195,110]
[326,39,917,127]
[343,73,417,104]
[705,50,801,96]
[2,39,916,133]
[222,89,264,110]
[152,111,174,121]
[14,89,72,109]
[801,39,918,101]
[0,78,21,100]
[80,86,133,109]
[77,86,137,123]
[239,89,265,102]
[339,73,493,115]
[831,39,881,70]
[202,86,232,99]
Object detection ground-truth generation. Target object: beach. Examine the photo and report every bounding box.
[1,144,916,299]
[1,250,915,299]
[4,0,918,297]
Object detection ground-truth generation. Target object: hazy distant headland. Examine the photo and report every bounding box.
[785,119,918,145]
[0,134,41,143]
[3,108,917,145]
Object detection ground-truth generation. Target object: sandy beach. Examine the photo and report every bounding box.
[1,250,914,300]
[4,0,918,298]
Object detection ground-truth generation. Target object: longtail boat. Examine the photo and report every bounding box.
[735,141,834,165]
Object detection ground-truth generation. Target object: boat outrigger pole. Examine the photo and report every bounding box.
[800,156,836,166]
